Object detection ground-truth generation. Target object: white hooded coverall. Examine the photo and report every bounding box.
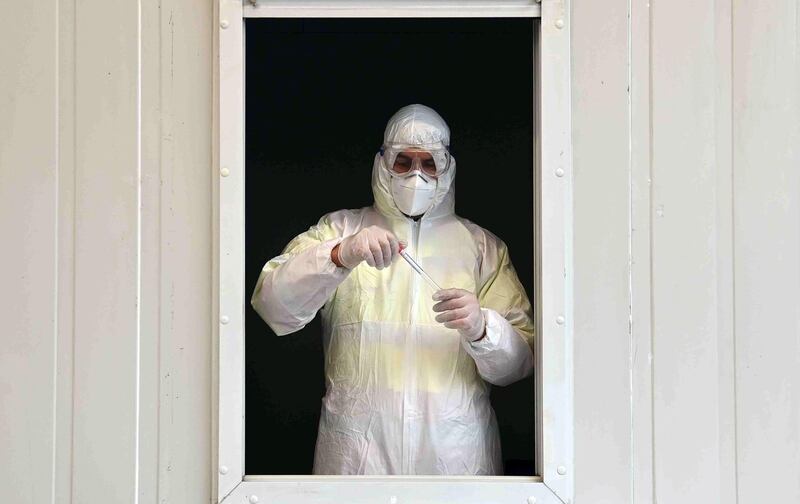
[251,104,535,475]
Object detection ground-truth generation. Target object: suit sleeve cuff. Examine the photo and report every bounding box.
[464,308,503,355]
[316,237,348,276]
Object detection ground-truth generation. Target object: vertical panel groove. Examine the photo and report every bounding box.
[68,1,78,499]
[647,0,657,493]
[730,15,740,502]
[52,0,61,501]
[711,0,738,499]
[627,0,634,500]
[728,3,741,498]
[630,0,656,499]
[134,0,143,501]
[646,0,656,497]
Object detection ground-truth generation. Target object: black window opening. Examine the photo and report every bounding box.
[245,17,536,476]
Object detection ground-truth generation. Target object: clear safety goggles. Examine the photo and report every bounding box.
[380,144,451,178]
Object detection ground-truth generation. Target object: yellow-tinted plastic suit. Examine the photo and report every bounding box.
[251,104,534,475]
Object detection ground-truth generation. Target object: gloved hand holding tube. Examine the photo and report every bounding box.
[397,243,486,343]
[432,289,486,342]
[332,225,401,269]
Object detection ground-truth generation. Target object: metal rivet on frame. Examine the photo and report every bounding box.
[220,315,230,325]
[220,167,230,177]
[527,497,537,504]
[557,465,567,475]
[556,315,565,325]
[555,168,565,177]
[220,20,229,29]
[219,465,228,475]
[555,19,565,29]
[249,496,259,504]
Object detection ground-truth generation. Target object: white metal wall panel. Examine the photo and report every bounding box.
[152,0,214,502]
[2,0,213,502]
[71,0,141,501]
[570,0,633,502]
[732,0,800,501]
[649,1,730,502]
[55,1,78,502]
[138,1,214,503]
[139,2,163,501]
[0,2,59,503]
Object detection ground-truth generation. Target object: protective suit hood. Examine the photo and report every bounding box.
[371,104,456,221]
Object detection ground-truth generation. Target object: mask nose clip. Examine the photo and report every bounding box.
[414,171,433,183]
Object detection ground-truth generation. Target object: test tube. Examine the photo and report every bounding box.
[398,248,442,292]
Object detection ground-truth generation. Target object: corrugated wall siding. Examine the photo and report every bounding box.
[1,1,213,502]
[574,0,800,502]
[1,1,797,502]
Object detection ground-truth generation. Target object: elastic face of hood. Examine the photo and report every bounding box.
[372,104,456,221]
[371,152,456,221]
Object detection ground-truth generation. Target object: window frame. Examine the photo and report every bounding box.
[214,1,573,503]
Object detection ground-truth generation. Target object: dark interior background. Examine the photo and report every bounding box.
[245,18,536,475]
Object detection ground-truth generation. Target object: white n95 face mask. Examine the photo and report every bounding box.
[390,173,436,217]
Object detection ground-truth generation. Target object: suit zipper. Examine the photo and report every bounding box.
[402,219,421,474]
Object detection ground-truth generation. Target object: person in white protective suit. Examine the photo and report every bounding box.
[251,104,534,475]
